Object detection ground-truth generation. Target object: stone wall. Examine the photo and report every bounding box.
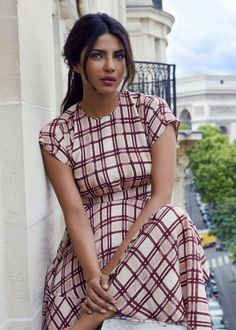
[177,75,236,143]
[81,0,127,24]
[126,1,174,62]
[0,0,64,328]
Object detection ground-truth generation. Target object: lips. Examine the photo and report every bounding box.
[100,76,116,86]
[100,76,116,82]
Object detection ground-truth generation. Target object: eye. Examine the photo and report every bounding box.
[114,52,125,60]
[90,52,103,60]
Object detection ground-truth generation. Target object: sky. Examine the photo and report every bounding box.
[163,0,236,78]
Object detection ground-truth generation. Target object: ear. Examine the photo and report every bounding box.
[73,64,81,74]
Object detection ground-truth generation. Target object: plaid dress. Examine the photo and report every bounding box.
[39,91,212,329]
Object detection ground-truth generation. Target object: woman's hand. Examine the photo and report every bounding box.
[83,272,116,314]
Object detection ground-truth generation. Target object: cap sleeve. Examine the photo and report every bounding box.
[144,96,180,147]
[39,118,73,166]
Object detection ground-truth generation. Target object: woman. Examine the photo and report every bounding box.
[39,13,212,330]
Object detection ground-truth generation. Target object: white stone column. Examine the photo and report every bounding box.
[173,131,202,209]
[79,0,127,25]
[0,0,64,329]
[126,2,174,62]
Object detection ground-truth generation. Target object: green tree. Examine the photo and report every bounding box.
[188,125,233,204]
[211,197,236,263]
[179,123,191,130]
[187,125,236,260]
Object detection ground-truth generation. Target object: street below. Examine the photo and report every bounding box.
[205,247,236,330]
[185,170,236,330]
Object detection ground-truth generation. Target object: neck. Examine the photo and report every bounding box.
[80,91,121,118]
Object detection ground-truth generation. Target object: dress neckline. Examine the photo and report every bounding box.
[78,91,125,120]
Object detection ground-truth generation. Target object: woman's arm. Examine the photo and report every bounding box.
[41,146,114,311]
[103,124,177,274]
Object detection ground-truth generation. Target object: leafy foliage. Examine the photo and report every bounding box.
[187,125,236,259]
[187,125,235,203]
[211,197,236,263]
[179,123,191,130]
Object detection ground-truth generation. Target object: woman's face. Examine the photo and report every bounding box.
[74,33,126,96]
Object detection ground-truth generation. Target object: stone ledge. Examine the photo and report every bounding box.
[101,318,179,329]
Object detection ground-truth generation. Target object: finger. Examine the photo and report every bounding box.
[82,301,93,314]
[86,296,108,314]
[89,282,115,304]
[100,275,109,290]
[87,287,114,308]
[87,290,115,311]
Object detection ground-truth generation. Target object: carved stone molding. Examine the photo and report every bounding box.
[173,130,202,208]
[59,0,79,28]
[209,105,236,116]
[77,0,90,16]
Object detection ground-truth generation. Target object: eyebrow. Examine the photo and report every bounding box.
[91,48,125,53]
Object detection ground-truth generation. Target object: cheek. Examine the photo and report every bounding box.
[86,61,101,76]
[117,62,126,76]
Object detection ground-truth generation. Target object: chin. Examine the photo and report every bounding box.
[97,87,120,95]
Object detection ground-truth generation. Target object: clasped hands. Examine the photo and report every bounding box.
[81,271,116,315]
[82,241,126,315]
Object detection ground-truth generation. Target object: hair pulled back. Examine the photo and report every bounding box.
[61,12,135,113]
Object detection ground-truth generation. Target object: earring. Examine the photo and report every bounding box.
[70,70,75,85]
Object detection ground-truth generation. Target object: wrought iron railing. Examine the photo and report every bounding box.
[153,0,162,10]
[129,61,176,115]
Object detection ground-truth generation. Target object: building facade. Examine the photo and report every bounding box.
[177,75,236,143]
[0,1,187,329]
[126,0,174,62]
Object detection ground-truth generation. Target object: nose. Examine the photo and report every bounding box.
[104,56,115,73]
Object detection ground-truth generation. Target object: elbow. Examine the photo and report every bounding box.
[151,192,172,205]
[63,206,85,220]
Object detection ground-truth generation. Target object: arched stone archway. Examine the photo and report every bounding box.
[179,108,192,129]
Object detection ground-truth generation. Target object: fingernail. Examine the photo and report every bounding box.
[111,299,116,304]
[100,309,107,313]
[107,306,115,311]
[87,310,93,314]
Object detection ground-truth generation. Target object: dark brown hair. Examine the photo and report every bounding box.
[61,13,135,113]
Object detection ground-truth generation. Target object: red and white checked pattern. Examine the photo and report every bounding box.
[39,91,212,329]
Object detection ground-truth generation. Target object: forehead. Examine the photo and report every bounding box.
[93,33,124,50]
